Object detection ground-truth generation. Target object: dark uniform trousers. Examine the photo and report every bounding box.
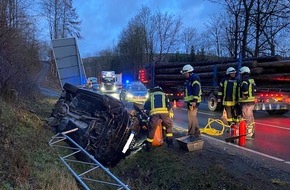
[148,113,173,142]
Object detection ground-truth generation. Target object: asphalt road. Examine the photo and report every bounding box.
[172,100,290,167]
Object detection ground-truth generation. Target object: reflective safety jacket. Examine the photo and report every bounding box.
[238,75,256,103]
[144,91,171,116]
[218,76,238,106]
[184,73,202,103]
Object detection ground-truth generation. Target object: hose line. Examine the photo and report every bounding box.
[200,118,230,136]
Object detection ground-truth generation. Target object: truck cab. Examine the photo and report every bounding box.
[100,71,117,93]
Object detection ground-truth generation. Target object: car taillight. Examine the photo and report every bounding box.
[259,93,283,97]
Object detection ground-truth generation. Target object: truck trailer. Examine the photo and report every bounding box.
[139,56,290,115]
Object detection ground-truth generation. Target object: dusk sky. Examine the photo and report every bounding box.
[73,0,222,58]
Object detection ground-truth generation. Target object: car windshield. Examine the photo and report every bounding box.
[128,83,147,91]
[88,77,98,84]
[102,77,115,83]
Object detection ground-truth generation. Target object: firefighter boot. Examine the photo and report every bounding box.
[166,139,174,148]
[246,124,254,140]
[194,128,201,138]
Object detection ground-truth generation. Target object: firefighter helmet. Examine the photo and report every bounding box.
[226,67,236,75]
[149,86,163,93]
[239,66,250,74]
[181,64,194,74]
[154,86,163,92]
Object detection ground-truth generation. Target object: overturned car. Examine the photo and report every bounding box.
[48,83,148,166]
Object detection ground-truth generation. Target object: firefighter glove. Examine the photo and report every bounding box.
[188,102,196,110]
[169,110,174,118]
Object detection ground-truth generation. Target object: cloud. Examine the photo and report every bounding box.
[74,0,221,57]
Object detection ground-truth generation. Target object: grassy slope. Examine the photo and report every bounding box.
[0,98,79,190]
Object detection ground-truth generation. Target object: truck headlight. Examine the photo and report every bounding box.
[100,87,105,91]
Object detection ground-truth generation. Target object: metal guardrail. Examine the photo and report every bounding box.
[49,128,130,190]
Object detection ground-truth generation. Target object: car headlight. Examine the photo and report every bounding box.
[145,93,149,99]
[100,87,105,91]
[127,93,133,98]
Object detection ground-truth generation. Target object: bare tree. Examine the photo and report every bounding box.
[209,0,290,58]
[204,15,228,57]
[41,0,81,76]
[251,0,290,56]
[0,0,40,98]
[153,11,183,62]
[41,0,81,39]
[117,6,154,79]
[180,26,198,54]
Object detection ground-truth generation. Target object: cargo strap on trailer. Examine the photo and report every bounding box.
[48,128,130,190]
[200,118,230,136]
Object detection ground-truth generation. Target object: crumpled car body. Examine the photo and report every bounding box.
[48,83,148,166]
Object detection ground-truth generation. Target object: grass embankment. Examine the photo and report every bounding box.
[0,98,79,190]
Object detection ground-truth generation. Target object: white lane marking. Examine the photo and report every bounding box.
[255,122,290,131]
[203,135,285,162]
[198,111,215,116]
[174,126,290,165]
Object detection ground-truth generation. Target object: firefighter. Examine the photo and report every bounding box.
[238,66,256,139]
[143,86,174,151]
[181,64,202,138]
[84,79,93,90]
[218,67,239,126]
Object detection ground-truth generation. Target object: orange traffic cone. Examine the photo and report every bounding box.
[152,123,163,147]
[173,100,177,108]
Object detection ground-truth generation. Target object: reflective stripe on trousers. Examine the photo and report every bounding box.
[148,113,173,141]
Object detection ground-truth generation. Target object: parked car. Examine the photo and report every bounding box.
[86,77,99,91]
[119,81,149,104]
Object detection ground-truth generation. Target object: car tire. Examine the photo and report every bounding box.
[63,83,78,93]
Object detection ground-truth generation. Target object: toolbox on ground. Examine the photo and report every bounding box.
[176,135,204,152]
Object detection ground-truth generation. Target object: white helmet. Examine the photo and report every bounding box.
[239,66,250,74]
[181,64,194,74]
[226,67,236,75]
